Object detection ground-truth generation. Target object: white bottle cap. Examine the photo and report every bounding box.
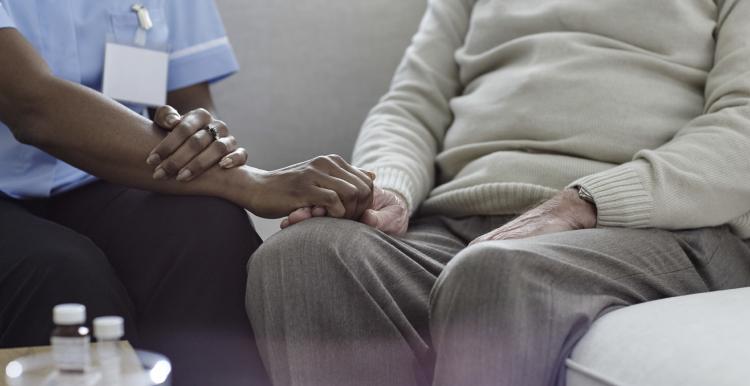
[53,304,86,325]
[93,316,124,340]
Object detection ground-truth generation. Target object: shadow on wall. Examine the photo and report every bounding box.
[213,0,427,171]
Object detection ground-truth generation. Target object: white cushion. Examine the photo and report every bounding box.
[567,287,750,386]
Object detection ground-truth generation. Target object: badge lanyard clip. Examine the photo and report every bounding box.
[131,4,153,47]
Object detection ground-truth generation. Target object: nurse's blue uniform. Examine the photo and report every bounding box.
[0,0,238,198]
[0,2,267,385]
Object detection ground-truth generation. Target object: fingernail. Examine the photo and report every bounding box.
[366,171,377,180]
[176,169,192,182]
[146,153,161,165]
[166,114,180,126]
[219,158,233,168]
[153,168,167,180]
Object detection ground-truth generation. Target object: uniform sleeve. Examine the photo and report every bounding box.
[569,0,750,232]
[0,3,16,29]
[164,0,239,91]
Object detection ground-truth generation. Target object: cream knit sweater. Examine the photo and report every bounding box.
[353,0,750,238]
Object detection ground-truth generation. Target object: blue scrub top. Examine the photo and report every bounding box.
[0,0,239,199]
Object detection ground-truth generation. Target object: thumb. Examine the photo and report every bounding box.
[311,206,327,217]
[154,105,181,129]
[287,207,313,226]
[360,209,382,229]
[358,169,377,181]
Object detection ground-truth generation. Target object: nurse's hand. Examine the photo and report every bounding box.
[146,105,248,182]
[228,156,374,219]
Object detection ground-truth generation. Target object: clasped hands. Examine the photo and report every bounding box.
[145,106,407,233]
[147,106,595,242]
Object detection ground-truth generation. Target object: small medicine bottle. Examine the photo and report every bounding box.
[51,303,91,373]
[94,316,124,384]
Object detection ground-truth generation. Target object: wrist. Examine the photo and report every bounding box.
[219,165,265,210]
[383,188,406,203]
[561,188,597,229]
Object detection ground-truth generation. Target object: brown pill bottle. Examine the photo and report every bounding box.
[51,304,91,373]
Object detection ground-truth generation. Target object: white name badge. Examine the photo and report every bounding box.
[102,43,168,107]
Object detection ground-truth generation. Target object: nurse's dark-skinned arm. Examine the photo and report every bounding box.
[0,28,372,219]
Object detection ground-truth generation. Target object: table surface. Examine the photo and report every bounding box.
[0,341,138,386]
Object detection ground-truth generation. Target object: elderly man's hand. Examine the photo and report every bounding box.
[281,187,409,235]
[470,189,597,245]
[359,187,409,235]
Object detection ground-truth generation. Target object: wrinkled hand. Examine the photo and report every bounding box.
[147,105,248,182]
[470,189,596,245]
[238,155,373,219]
[359,187,409,235]
[281,187,409,235]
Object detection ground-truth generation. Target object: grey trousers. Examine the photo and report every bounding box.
[246,215,750,386]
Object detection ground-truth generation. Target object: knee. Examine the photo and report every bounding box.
[193,196,247,224]
[180,196,256,243]
[13,233,120,302]
[165,196,260,267]
[431,241,544,308]
[249,217,368,273]
[1,235,117,346]
[246,217,373,303]
[442,241,534,284]
[19,233,108,278]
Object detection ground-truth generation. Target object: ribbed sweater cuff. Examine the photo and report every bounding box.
[369,167,420,214]
[569,163,654,228]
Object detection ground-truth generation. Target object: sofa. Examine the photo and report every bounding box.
[213,1,750,384]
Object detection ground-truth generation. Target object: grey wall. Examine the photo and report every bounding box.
[213,0,427,170]
[212,0,426,238]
